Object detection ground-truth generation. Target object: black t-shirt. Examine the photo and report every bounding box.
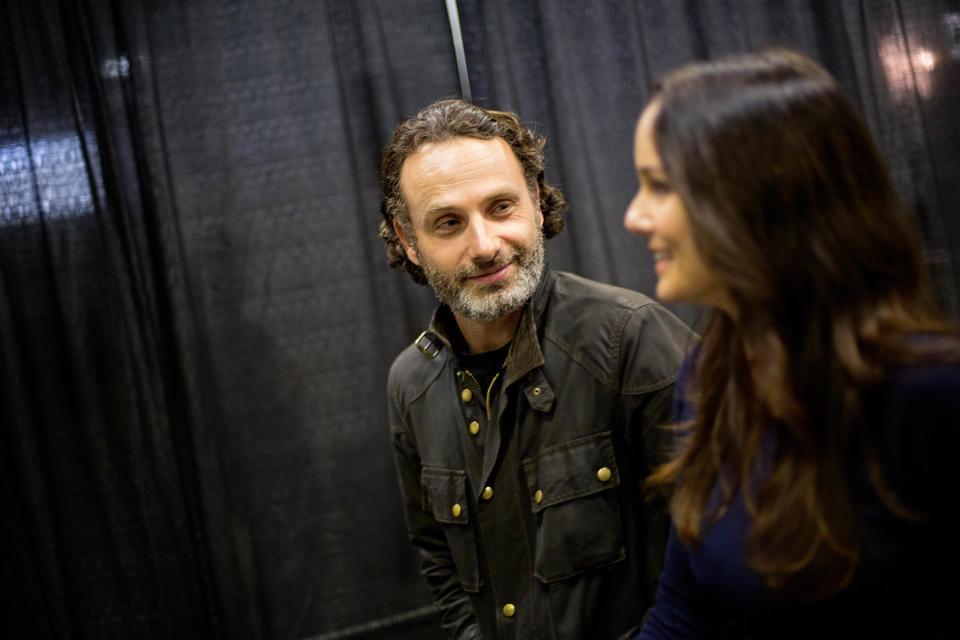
[457,342,510,394]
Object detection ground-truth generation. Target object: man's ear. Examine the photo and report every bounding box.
[534,184,543,227]
[392,218,420,266]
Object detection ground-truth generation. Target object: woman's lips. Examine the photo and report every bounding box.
[651,248,671,276]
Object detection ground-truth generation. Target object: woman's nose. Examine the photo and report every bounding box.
[624,194,652,235]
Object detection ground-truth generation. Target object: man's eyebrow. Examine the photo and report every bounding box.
[423,202,460,218]
[423,189,521,217]
[484,189,521,203]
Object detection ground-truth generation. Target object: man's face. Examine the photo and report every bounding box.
[395,136,545,322]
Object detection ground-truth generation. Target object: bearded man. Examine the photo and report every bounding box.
[379,99,692,640]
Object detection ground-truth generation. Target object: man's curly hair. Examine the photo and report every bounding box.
[378,99,567,285]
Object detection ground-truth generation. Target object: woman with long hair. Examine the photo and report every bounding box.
[624,49,960,638]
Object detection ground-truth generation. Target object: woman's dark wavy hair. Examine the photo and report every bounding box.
[644,49,959,602]
[378,99,567,285]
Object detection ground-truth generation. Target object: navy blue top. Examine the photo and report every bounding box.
[639,355,960,639]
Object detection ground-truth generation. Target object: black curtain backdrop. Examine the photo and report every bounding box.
[2,1,958,638]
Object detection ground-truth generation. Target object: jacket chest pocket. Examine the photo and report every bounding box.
[522,431,625,583]
[420,467,483,592]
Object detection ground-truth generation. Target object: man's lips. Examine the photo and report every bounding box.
[468,262,512,284]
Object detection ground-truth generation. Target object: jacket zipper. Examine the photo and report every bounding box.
[462,369,501,422]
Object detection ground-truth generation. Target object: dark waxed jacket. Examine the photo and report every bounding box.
[388,269,694,639]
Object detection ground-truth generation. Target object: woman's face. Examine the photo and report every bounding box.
[624,102,734,314]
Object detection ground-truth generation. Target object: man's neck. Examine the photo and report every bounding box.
[453,306,524,354]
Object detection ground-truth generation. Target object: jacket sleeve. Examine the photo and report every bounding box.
[390,391,482,640]
[618,302,696,603]
[618,302,695,468]
[610,304,725,639]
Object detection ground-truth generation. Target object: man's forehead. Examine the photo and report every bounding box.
[405,135,515,168]
[399,136,527,212]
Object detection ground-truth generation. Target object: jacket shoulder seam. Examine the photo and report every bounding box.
[389,343,448,408]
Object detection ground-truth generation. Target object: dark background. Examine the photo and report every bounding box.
[2,1,958,638]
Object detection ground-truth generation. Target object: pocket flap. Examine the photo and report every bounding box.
[421,467,470,524]
[523,431,620,513]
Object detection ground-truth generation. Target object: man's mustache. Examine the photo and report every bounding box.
[457,250,519,280]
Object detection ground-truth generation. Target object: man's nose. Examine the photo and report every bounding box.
[467,216,500,261]
[624,195,652,235]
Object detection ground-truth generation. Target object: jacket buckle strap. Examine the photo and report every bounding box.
[414,331,441,359]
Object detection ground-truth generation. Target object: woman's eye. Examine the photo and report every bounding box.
[646,179,672,195]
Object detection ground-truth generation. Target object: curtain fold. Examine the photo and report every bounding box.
[3,1,241,636]
[2,1,958,638]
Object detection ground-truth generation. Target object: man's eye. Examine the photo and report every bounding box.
[435,218,460,231]
[493,201,513,214]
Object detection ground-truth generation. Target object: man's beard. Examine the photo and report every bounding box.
[418,229,545,322]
